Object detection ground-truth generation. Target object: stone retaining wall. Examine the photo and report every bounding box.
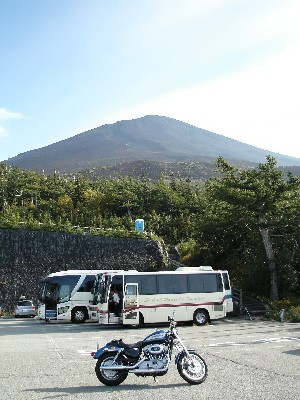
[0,229,166,311]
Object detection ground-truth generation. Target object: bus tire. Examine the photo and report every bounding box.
[71,307,88,323]
[193,309,209,326]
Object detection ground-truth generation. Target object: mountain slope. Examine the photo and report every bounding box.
[4,115,300,173]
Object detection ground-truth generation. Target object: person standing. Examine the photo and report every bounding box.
[111,290,120,315]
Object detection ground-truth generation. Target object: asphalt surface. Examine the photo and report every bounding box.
[0,316,299,399]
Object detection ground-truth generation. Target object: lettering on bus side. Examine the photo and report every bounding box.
[142,295,206,303]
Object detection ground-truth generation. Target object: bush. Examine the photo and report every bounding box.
[268,298,300,322]
[285,306,300,323]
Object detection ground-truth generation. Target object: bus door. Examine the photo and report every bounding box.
[222,271,233,314]
[56,284,72,320]
[38,303,46,319]
[123,283,139,325]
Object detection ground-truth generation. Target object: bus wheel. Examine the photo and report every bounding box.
[193,309,209,326]
[71,307,87,323]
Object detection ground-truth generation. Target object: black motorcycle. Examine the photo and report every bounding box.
[91,313,208,386]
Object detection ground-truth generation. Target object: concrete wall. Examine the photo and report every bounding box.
[0,229,166,311]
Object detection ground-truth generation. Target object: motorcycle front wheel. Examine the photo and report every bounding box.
[177,351,208,384]
[95,352,128,386]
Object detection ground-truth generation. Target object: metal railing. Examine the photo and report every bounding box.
[232,288,270,319]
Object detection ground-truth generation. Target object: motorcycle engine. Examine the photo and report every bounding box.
[143,344,168,356]
[136,344,170,371]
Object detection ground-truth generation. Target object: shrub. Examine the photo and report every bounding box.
[268,298,300,322]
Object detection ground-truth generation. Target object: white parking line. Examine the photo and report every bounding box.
[208,336,300,347]
[78,349,94,356]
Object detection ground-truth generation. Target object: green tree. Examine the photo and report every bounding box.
[203,156,300,299]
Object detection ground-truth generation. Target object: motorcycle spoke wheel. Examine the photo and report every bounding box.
[177,352,208,384]
[95,353,128,386]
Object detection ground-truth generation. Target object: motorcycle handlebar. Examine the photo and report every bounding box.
[168,311,177,327]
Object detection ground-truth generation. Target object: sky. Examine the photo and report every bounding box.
[1,0,300,162]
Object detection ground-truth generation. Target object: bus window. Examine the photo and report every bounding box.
[216,274,224,292]
[173,274,188,293]
[188,273,223,293]
[157,275,173,294]
[140,275,157,294]
[78,275,96,292]
[222,272,230,290]
[203,274,223,293]
[125,275,141,286]
[188,274,205,293]
[125,285,137,296]
[59,284,71,303]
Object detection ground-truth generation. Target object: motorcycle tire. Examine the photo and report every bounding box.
[95,352,128,386]
[177,351,208,385]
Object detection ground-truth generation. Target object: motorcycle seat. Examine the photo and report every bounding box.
[111,339,143,350]
[110,339,143,358]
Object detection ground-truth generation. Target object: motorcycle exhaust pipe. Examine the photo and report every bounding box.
[100,360,169,373]
[100,365,169,373]
[100,358,146,371]
[129,366,168,374]
[100,365,135,370]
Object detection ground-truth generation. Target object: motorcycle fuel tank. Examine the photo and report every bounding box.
[143,329,168,344]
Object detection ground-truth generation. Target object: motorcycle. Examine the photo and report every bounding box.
[91,313,208,386]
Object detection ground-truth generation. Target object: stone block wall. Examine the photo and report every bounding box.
[0,229,166,311]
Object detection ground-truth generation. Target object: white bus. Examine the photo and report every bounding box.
[38,270,106,323]
[96,267,233,327]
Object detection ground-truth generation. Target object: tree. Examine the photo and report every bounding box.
[204,156,300,299]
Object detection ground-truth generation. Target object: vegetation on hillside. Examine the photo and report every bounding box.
[1,156,300,302]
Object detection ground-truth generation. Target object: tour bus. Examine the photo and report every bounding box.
[38,270,107,323]
[96,266,233,327]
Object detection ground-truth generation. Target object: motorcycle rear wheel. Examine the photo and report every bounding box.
[95,352,128,386]
[177,351,208,384]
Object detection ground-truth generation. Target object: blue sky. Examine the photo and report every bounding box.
[1,0,300,161]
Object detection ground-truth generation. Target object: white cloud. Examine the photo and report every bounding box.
[0,108,23,140]
[0,108,23,121]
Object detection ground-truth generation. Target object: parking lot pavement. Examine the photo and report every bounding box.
[0,317,299,400]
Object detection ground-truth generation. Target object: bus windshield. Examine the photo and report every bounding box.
[39,275,80,304]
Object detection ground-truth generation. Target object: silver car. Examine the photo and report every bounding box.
[15,299,36,318]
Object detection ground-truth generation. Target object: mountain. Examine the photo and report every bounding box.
[3,115,300,174]
[78,160,260,181]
